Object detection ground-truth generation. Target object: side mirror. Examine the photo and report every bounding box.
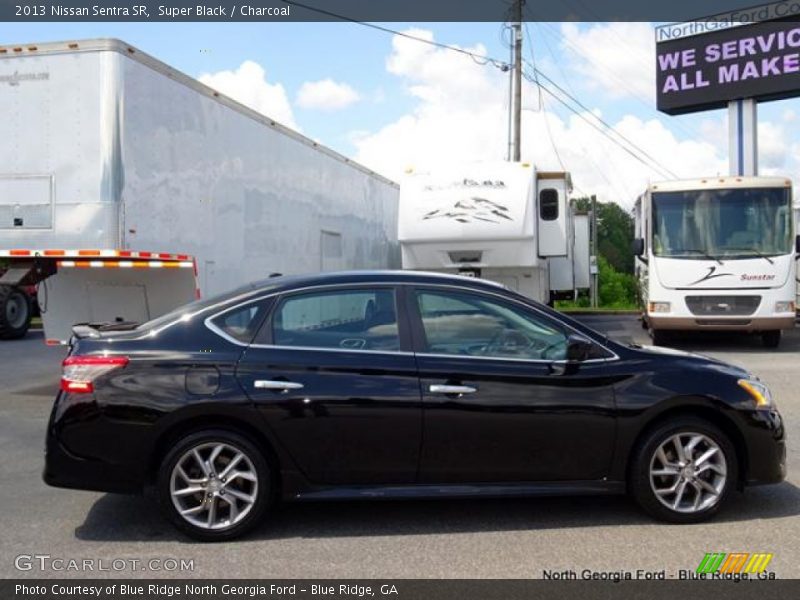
[795,235,800,256]
[632,238,645,257]
[566,334,594,363]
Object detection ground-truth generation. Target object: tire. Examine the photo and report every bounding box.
[650,329,670,346]
[762,330,781,349]
[0,284,32,340]
[629,417,737,524]
[157,429,272,542]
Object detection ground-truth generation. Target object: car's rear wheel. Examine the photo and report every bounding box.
[630,417,736,523]
[157,429,271,541]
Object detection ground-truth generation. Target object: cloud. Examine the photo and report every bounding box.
[199,60,298,130]
[758,121,788,172]
[352,28,730,208]
[559,22,656,102]
[296,78,361,111]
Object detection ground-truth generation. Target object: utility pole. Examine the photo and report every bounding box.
[590,195,598,308]
[511,0,523,162]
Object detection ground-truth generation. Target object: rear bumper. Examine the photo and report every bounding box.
[44,422,143,494]
[648,315,795,332]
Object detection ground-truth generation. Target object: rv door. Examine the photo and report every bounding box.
[536,177,568,257]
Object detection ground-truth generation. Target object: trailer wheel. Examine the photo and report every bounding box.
[761,330,781,349]
[0,285,32,340]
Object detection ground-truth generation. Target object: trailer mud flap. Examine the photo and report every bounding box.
[39,260,197,343]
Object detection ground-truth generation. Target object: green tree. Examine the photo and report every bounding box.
[571,197,634,274]
[597,255,637,309]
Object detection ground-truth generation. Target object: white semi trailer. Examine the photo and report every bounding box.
[633,176,796,347]
[398,161,589,304]
[0,39,399,343]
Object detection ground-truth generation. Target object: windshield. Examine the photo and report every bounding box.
[652,187,792,259]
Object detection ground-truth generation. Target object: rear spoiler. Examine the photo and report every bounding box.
[71,325,102,340]
[70,321,140,341]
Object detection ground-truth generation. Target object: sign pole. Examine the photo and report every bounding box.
[727,98,758,177]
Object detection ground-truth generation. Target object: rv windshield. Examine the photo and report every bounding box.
[651,187,792,260]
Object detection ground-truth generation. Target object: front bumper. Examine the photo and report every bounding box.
[740,409,786,486]
[648,315,795,332]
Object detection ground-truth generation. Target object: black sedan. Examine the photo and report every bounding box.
[45,271,786,541]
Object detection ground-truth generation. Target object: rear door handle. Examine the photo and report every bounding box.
[254,380,304,391]
[429,384,477,395]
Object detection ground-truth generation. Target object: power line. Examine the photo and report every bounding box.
[537,21,701,143]
[522,63,680,180]
[280,0,678,180]
[534,22,638,205]
[533,79,676,183]
[523,23,565,173]
[279,1,510,71]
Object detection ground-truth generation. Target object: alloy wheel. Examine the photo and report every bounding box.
[649,432,727,514]
[169,442,259,530]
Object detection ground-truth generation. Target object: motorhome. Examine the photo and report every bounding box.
[633,176,796,347]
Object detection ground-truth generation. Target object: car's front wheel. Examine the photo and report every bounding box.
[630,417,737,523]
[157,429,271,541]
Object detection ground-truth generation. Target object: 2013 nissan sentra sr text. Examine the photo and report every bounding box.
[44,271,786,541]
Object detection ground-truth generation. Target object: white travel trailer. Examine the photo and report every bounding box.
[633,176,797,347]
[0,39,399,343]
[399,162,588,304]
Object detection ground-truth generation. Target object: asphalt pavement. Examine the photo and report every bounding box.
[1,319,798,579]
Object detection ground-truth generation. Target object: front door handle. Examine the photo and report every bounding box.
[429,384,477,395]
[254,379,304,391]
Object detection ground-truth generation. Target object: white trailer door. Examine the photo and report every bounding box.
[537,179,568,257]
[86,281,150,324]
[0,175,53,230]
[573,214,591,290]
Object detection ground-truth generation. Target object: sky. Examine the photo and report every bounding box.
[2,20,800,209]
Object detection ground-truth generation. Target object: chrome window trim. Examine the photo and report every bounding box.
[195,280,620,363]
[414,352,613,365]
[248,343,414,356]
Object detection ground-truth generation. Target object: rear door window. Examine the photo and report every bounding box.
[272,288,401,352]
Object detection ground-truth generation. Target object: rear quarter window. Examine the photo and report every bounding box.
[209,302,269,344]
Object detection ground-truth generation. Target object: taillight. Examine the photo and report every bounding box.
[60,355,129,393]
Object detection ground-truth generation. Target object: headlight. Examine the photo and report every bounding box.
[775,301,795,313]
[648,301,671,314]
[738,379,774,409]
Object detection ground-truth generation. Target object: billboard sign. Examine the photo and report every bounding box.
[656,3,800,114]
